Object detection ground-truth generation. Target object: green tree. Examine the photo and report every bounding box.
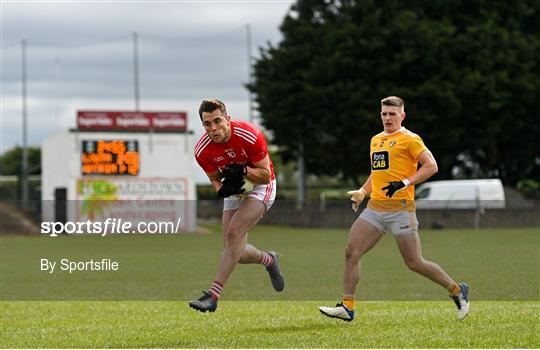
[250,0,333,175]
[0,147,41,175]
[249,0,539,186]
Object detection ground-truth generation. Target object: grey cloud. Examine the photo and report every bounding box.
[2,2,290,46]
[3,34,250,100]
[1,1,293,153]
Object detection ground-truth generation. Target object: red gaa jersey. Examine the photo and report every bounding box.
[194,120,275,180]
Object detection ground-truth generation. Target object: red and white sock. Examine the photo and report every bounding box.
[259,252,274,267]
[209,280,223,301]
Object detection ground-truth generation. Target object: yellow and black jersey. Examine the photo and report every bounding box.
[368,127,427,211]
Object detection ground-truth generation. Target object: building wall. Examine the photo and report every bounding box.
[42,130,197,231]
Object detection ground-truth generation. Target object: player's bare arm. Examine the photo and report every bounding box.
[206,171,222,192]
[245,154,271,184]
[382,150,438,198]
[348,174,373,212]
[406,150,438,185]
[361,174,373,194]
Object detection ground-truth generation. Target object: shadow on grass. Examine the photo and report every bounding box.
[245,320,350,334]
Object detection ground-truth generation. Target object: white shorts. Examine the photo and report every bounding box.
[359,208,419,236]
[223,179,276,212]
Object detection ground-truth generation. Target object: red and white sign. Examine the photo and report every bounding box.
[77,111,187,131]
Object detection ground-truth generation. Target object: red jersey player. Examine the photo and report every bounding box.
[189,99,284,313]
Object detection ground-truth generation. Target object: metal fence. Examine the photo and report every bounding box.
[198,199,540,229]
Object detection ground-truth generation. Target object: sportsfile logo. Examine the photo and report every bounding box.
[41,218,182,237]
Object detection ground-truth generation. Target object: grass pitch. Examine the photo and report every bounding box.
[1,226,539,347]
[1,301,538,348]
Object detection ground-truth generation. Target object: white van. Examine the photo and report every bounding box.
[415,179,505,209]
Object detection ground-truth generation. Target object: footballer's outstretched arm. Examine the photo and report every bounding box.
[246,155,271,184]
[361,174,373,194]
[348,174,373,212]
[407,150,438,185]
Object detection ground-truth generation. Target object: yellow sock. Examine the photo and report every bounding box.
[342,295,355,310]
[448,282,461,296]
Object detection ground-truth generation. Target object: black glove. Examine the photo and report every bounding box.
[217,163,247,198]
[381,181,406,198]
[217,180,246,198]
[220,163,247,187]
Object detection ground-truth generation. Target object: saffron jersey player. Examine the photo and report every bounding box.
[319,96,469,321]
[189,99,284,313]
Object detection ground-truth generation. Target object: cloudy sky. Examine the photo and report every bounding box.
[1,0,294,181]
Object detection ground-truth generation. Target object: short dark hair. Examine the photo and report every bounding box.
[199,99,227,119]
[381,96,405,108]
